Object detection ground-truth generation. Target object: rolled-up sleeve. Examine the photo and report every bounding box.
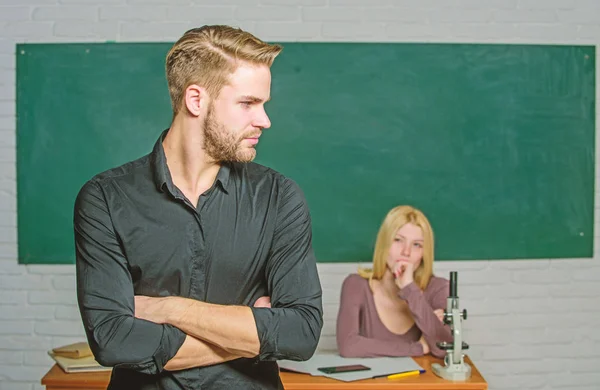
[74,180,186,374]
[250,178,323,361]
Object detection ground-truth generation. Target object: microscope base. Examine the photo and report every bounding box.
[431,362,472,381]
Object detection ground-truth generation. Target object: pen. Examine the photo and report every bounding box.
[387,369,426,380]
[373,370,425,379]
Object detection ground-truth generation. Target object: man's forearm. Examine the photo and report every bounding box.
[164,335,240,371]
[163,297,260,358]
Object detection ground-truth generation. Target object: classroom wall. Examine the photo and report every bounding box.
[0,1,599,389]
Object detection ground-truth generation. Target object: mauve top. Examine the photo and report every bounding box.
[336,274,453,359]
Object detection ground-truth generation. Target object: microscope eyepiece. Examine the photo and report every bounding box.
[449,271,458,297]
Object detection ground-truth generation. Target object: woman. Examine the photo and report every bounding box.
[336,205,452,358]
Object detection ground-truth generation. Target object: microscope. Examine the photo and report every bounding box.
[431,271,472,381]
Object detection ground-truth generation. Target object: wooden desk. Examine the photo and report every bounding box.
[42,355,487,389]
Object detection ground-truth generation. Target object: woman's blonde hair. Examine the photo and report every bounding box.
[358,205,435,290]
[166,25,283,116]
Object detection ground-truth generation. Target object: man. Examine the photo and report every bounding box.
[74,25,323,389]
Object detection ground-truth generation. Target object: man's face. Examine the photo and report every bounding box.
[203,62,272,163]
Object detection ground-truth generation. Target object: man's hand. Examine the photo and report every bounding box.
[253,296,271,308]
[393,261,415,289]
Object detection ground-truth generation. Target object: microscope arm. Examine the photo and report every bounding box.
[431,271,472,381]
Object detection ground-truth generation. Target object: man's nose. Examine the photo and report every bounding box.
[254,106,271,129]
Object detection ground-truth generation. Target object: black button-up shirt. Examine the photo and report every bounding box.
[74,130,323,389]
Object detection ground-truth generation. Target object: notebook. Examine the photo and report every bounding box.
[48,342,112,373]
[51,341,93,359]
[278,352,424,382]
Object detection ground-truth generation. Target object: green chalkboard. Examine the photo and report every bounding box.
[16,42,595,264]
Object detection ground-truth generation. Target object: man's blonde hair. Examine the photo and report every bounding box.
[358,205,435,290]
[166,25,282,115]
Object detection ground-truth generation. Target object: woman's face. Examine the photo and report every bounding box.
[386,222,424,272]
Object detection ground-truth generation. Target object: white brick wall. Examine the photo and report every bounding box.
[0,1,599,389]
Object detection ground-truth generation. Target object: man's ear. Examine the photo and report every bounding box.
[184,84,209,116]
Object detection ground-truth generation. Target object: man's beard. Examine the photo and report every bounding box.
[203,104,259,163]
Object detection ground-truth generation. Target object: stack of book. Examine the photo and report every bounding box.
[48,342,112,373]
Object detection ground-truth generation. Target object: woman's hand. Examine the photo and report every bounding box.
[418,335,430,355]
[393,261,415,289]
[434,309,445,323]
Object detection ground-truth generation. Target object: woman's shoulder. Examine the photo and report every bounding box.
[341,273,371,293]
[340,274,371,304]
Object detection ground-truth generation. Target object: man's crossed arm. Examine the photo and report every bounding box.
[136,296,272,371]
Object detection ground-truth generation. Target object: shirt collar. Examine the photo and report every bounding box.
[151,129,231,195]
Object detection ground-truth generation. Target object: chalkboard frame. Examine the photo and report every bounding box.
[16,42,595,264]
